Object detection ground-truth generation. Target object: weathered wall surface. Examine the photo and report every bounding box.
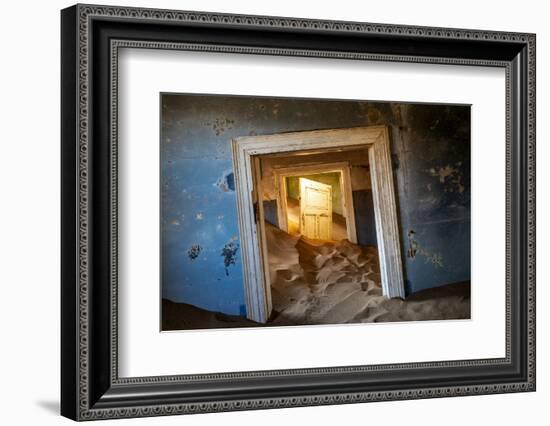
[161,94,470,315]
[391,104,471,294]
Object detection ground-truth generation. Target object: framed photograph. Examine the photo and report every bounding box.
[61,4,536,421]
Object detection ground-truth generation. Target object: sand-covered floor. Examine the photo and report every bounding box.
[162,299,257,330]
[162,223,470,331]
[266,222,470,325]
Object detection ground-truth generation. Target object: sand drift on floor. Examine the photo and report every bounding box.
[266,223,470,325]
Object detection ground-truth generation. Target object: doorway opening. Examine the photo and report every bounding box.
[288,174,341,240]
[271,162,359,245]
[233,126,405,323]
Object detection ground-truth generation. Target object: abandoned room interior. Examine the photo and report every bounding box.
[161,93,471,331]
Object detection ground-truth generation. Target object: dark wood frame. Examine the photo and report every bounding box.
[61,3,536,421]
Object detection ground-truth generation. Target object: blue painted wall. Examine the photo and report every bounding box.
[161,94,470,315]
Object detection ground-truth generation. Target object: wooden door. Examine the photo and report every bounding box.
[299,178,332,240]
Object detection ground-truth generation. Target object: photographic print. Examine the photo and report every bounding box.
[161,94,471,331]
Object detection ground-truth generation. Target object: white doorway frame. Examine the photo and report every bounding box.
[273,162,358,244]
[232,126,405,323]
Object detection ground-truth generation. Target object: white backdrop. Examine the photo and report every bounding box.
[119,49,506,377]
[0,0,547,425]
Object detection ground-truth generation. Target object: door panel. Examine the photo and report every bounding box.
[303,213,317,237]
[318,214,330,240]
[300,178,332,240]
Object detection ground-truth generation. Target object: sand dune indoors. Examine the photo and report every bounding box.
[162,223,470,330]
[265,223,470,325]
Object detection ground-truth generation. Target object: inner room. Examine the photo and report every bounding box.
[285,172,346,241]
[258,147,382,325]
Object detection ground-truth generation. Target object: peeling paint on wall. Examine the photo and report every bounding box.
[422,251,444,268]
[407,230,419,258]
[407,230,444,268]
[426,162,465,193]
[215,171,235,192]
[187,244,202,260]
[221,237,240,276]
[204,117,235,136]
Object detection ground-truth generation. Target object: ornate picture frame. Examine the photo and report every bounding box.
[61,4,535,421]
